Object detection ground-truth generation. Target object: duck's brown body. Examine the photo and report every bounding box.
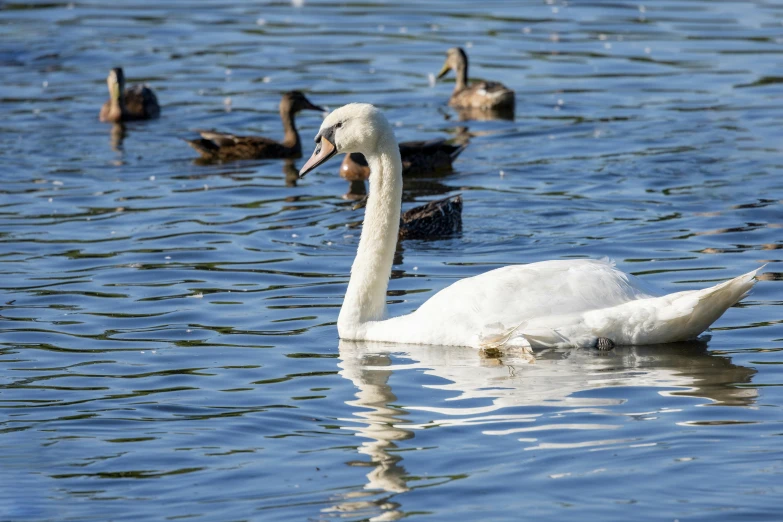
[99,68,160,122]
[186,91,323,162]
[399,195,462,240]
[340,139,466,181]
[438,48,515,111]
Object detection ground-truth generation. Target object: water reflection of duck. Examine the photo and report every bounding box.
[353,194,463,240]
[436,47,515,112]
[340,139,466,181]
[99,68,160,123]
[185,91,324,162]
[332,339,756,516]
[298,103,761,349]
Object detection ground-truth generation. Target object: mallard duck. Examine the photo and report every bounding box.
[353,194,463,240]
[186,91,323,162]
[437,47,515,111]
[340,139,466,181]
[99,68,160,122]
[297,102,759,349]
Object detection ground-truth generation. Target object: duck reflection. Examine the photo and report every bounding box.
[109,123,126,151]
[330,339,756,516]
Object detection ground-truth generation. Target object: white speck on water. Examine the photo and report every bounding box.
[203,184,209,190]
[186,329,192,333]
[554,105,560,111]
[48,198,53,202]
[557,98,564,105]
[256,18,267,26]
[466,41,474,48]
[599,33,607,41]
[369,67,376,74]
[33,108,41,115]
[190,293,204,299]
[377,24,385,31]
[430,24,440,31]
[428,73,436,88]
[549,33,559,42]
[66,2,74,8]
[262,76,271,83]
[604,42,612,49]
[326,241,332,246]
[394,121,404,127]
[499,170,505,177]
[399,26,407,34]
[42,81,48,88]
[413,266,418,271]
[644,47,652,54]
[165,256,171,260]
[639,5,646,13]
[111,231,116,235]
[292,234,299,238]
[291,0,304,6]
[198,89,206,96]
[523,27,531,34]
[224,97,231,106]
[225,68,232,76]
[52,180,63,186]
[149,175,156,181]
[552,7,559,13]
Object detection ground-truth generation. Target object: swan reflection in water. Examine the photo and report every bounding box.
[324,340,756,519]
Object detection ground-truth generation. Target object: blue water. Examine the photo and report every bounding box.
[1,1,782,520]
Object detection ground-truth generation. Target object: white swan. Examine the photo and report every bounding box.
[299,103,760,349]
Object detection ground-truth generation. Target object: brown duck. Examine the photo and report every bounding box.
[340,139,467,181]
[437,47,515,111]
[99,68,160,123]
[186,91,324,161]
[354,194,463,240]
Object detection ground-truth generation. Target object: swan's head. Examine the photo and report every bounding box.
[299,103,393,178]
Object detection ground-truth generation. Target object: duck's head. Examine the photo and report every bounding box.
[107,67,126,101]
[299,103,392,178]
[280,91,324,115]
[437,47,468,79]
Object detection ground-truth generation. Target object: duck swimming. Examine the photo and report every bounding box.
[340,139,466,181]
[186,91,323,161]
[298,103,760,350]
[353,194,463,240]
[99,68,160,122]
[437,47,515,111]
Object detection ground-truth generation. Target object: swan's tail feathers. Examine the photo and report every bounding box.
[674,266,763,339]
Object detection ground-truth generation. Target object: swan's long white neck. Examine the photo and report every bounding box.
[337,130,402,337]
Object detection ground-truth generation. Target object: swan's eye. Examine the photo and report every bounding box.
[336,122,343,129]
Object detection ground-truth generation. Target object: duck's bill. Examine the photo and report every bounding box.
[299,136,337,178]
[436,62,451,79]
[304,100,326,112]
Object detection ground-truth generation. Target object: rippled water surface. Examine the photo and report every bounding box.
[2,1,783,520]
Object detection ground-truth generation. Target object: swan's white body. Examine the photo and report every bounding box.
[301,104,759,349]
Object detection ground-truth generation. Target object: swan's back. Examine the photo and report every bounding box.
[396,259,658,346]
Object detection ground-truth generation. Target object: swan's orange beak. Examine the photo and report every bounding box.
[299,135,337,178]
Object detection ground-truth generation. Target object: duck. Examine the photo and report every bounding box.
[186,91,323,161]
[340,139,466,181]
[297,103,760,350]
[436,47,515,111]
[99,68,160,122]
[353,194,463,240]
